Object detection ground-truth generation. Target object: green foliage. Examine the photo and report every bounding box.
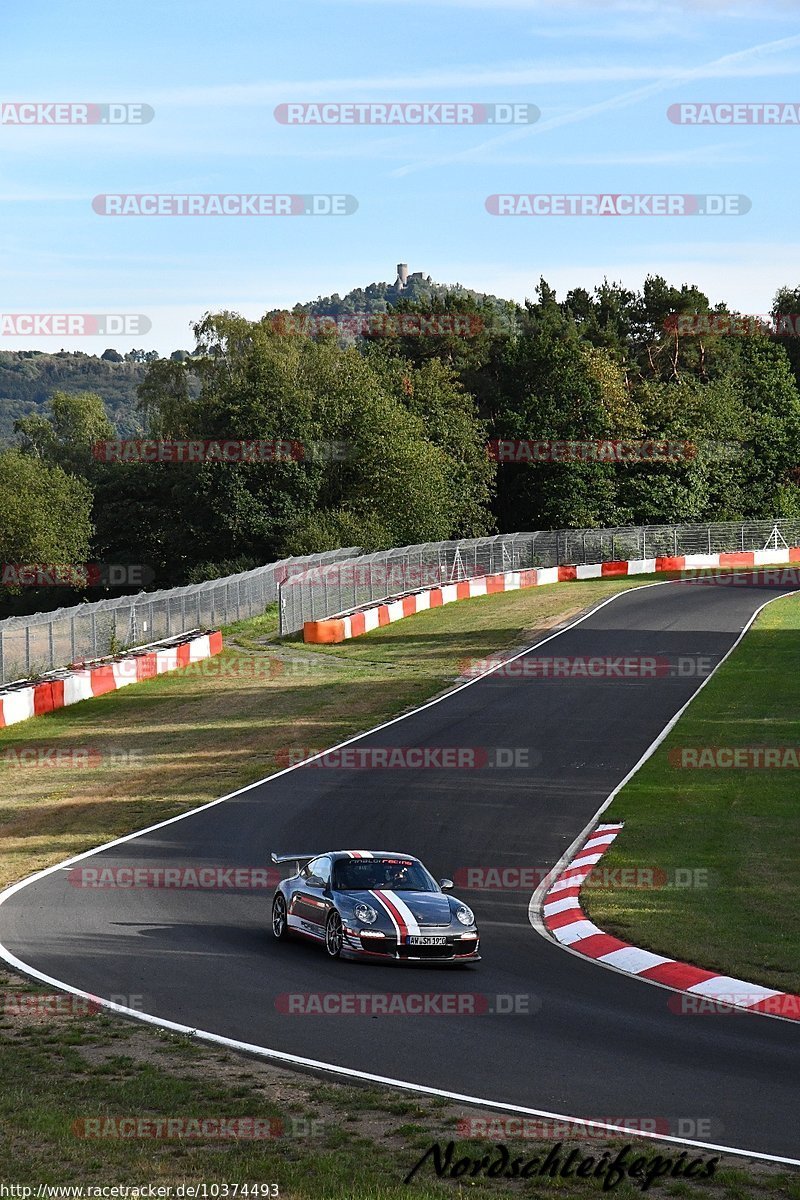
[15,390,114,474]
[0,351,147,444]
[0,448,93,562]
[4,268,800,594]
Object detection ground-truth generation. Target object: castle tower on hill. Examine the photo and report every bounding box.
[395,263,425,290]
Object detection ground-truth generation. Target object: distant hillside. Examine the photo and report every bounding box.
[286,269,510,318]
[0,272,511,442]
[0,351,148,443]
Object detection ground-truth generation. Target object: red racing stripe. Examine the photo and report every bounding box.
[371,889,409,940]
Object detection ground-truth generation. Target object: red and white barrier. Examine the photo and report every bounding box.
[0,631,223,729]
[542,824,800,1021]
[303,548,800,643]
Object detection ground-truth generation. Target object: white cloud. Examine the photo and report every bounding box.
[144,42,800,110]
[391,33,800,176]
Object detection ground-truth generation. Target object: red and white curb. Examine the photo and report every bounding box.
[0,630,223,729]
[303,548,800,643]
[542,823,800,1021]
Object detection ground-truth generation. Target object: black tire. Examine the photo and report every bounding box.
[272,893,289,940]
[324,910,344,959]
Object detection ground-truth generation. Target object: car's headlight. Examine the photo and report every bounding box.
[354,902,378,925]
[455,905,475,927]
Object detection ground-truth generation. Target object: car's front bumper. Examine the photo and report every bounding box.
[341,928,480,963]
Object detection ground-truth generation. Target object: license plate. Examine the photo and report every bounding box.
[408,936,447,946]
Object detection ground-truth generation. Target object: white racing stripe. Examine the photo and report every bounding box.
[376,890,421,936]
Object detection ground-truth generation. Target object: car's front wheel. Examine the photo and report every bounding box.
[324,911,344,959]
[272,893,288,940]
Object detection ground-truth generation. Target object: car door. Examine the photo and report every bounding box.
[291,856,332,937]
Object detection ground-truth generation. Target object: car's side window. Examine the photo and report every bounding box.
[307,856,331,888]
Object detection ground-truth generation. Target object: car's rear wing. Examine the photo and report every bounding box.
[271,852,318,873]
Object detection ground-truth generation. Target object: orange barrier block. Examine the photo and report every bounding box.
[90,665,117,696]
[486,574,506,594]
[136,653,158,681]
[402,595,418,616]
[350,612,366,637]
[655,556,686,572]
[456,581,472,600]
[601,561,629,577]
[304,620,345,644]
[34,681,62,715]
[719,552,755,567]
[558,565,578,581]
[429,589,443,607]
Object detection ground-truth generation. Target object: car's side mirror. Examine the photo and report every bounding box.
[307,874,325,889]
[439,878,454,890]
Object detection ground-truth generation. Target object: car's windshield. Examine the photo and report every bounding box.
[333,857,438,892]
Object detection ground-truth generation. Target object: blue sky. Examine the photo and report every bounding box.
[2,0,800,353]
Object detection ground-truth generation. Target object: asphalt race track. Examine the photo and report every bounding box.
[2,577,800,1162]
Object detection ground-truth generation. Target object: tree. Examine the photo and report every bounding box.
[0,449,93,563]
[133,310,495,567]
[490,287,621,529]
[15,390,114,474]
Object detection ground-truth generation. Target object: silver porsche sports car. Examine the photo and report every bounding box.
[270,849,480,963]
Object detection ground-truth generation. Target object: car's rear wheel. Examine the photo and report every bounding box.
[272,893,288,940]
[324,911,343,959]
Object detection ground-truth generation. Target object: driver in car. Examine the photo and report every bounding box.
[384,862,411,889]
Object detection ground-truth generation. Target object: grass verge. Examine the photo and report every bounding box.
[0,577,647,892]
[586,590,800,995]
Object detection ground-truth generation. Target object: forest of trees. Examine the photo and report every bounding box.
[2,273,800,615]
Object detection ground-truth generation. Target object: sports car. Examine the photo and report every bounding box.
[270,849,480,963]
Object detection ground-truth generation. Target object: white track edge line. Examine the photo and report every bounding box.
[0,938,796,1165]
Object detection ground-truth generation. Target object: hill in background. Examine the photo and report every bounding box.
[0,351,150,443]
[0,270,499,442]
[286,266,505,317]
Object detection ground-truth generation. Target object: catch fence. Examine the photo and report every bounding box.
[277,519,800,634]
[0,547,359,685]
